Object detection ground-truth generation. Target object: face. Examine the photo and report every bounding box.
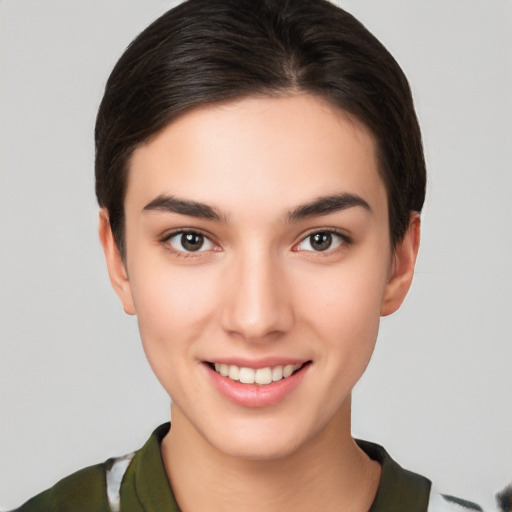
[100,94,419,460]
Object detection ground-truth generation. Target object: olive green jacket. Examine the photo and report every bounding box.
[13,423,481,512]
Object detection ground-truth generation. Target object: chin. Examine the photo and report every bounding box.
[203,413,323,462]
[215,433,303,462]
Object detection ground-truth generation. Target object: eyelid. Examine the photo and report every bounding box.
[293,228,351,252]
[158,227,351,256]
[160,228,220,255]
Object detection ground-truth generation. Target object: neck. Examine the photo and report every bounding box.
[161,398,381,512]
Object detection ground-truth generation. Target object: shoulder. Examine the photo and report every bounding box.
[356,439,488,512]
[10,453,138,512]
[10,462,111,512]
[8,424,170,512]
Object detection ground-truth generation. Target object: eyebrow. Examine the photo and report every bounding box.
[143,195,227,222]
[285,193,371,222]
[142,192,370,223]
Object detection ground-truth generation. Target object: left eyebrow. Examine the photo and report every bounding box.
[143,194,227,222]
[285,193,371,223]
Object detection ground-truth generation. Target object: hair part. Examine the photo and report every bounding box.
[95,0,426,256]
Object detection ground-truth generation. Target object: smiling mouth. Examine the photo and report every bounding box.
[207,361,311,386]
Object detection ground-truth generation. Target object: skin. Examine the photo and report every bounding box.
[99,94,420,512]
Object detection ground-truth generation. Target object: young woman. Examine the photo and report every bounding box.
[10,1,497,511]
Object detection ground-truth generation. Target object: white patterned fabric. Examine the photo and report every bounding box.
[428,486,483,512]
[105,452,135,512]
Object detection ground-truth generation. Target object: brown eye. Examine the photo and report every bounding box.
[310,232,333,251]
[296,231,346,252]
[167,231,215,253]
[181,232,204,251]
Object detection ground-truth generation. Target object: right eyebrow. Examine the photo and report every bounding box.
[285,192,371,223]
[142,194,227,222]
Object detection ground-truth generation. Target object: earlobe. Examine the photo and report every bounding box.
[380,213,421,317]
[98,209,136,315]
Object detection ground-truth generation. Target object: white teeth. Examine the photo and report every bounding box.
[283,364,295,378]
[272,366,283,382]
[255,367,273,385]
[228,365,240,381]
[239,367,255,384]
[212,362,304,385]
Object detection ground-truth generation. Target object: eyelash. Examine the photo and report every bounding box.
[159,228,351,257]
[160,229,219,258]
[293,229,351,254]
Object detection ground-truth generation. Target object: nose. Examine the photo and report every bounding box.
[220,247,294,341]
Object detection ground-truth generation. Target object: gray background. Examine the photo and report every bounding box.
[1,0,511,509]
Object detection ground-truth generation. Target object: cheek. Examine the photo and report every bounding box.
[296,252,390,359]
[127,258,220,361]
[301,263,388,325]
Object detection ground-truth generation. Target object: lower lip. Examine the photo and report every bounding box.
[205,363,310,408]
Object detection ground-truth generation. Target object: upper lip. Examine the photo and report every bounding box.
[204,357,310,369]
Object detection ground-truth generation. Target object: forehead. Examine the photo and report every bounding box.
[126,94,387,221]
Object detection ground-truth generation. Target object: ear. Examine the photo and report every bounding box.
[380,212,421,317]
[98,209,136,315]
